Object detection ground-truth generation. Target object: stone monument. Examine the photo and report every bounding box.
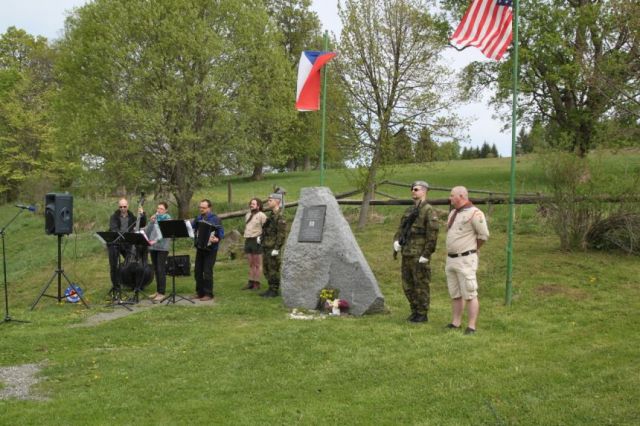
[281,187,384,315]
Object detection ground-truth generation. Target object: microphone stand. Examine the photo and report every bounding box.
[1,208,29,324]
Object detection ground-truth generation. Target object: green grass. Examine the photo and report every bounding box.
[1,152,639,424]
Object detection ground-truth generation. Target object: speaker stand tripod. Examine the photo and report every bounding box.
[1,208,29,324]
[31,235,89,310]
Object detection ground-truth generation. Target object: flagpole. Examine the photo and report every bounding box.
[505,0,520,306]
[319,31,329,186]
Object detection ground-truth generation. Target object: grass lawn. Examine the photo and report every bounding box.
[1,152,639,424]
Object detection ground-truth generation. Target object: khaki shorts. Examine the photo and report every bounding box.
[445,253,478,300]
[244,237,262,254]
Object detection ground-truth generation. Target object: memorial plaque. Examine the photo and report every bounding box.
[298,205,326,242]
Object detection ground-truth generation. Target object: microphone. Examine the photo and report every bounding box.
[15,204,36,212]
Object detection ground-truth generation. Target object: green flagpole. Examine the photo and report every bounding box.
[505,0,520,306]
[320,31,329,186]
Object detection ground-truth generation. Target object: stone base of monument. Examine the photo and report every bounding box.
[281,187,384,316]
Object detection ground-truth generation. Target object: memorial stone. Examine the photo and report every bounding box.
[282,187,384,315]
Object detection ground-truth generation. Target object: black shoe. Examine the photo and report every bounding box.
[407,313,417,321]
[464,327,476,335]
[260,289,279,298]
[445,323,461,329]
[410,313,428,323]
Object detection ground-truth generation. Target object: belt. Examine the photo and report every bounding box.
[447,249,477,258]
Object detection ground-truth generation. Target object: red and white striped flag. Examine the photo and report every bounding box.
[450,0,513,61]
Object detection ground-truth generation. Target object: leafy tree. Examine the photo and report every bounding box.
[266,0,354,172]
[415,126,437,162]
[0,27,55,202]
[336,0,461,229]
[56,0,291,216]
[450,0,640,156]
[387,127,414,164]
[433,140,461,161]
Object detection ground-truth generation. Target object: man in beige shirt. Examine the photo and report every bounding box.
[445,186,489,334]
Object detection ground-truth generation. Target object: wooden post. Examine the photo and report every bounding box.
[227,181,232,205]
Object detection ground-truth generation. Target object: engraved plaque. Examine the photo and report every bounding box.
[298,205,327,243]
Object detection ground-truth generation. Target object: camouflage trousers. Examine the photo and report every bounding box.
[401,256,431,315]
[262,250,282,290]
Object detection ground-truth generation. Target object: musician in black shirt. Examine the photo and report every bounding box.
[107,198,146,290]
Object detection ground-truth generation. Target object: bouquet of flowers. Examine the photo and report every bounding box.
[318,287,349,315]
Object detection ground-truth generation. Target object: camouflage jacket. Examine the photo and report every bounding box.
[394,201,439,258]
[262,209,287,249]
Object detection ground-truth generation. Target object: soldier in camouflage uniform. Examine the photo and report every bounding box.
[260,192,287,298]
[393,181,439,323]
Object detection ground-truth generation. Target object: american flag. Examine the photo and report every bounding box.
[450,0,513,60]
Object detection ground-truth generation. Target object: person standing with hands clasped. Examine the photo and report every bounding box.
[260,192,287,298]
[145,202,171,302]
[393,181,439,323]
[445,186,489,335]
[242,198,267,290]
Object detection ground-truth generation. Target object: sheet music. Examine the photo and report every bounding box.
[94,233,107,247]
[145,224,162,242]
[139,229,151,244]
[185,220,195,238]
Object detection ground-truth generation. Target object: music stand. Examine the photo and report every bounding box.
[96,231,134,311]
[158,220,194,305]
[122,232,151,303]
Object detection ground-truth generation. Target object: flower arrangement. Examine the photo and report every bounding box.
[318,287,349,315]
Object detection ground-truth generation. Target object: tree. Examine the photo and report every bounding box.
[266,0,354,173]
[56,0,291,216]
[414,126,436,162]
[0,27,56,202]
[387,127,414,164]
[336,0,461,229]
[451,0,640,156]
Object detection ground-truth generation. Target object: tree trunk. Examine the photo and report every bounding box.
[303,155,311,171]
[251,162,264,180]
[173,163,194,219]
[174,189,194,220]
[357,145,382,230]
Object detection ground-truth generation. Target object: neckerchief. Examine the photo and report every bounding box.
[447,201,474,229]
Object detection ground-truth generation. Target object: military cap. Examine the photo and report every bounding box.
[411,180,429,190]
[269,193,283,201]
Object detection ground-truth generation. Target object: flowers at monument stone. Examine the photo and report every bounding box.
[318,287,349,314]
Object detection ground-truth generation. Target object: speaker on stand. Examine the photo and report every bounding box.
[31,193,88,309]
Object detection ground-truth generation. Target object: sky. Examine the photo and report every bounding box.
[0,0,512,156]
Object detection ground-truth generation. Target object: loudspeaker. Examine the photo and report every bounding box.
[166,255,190,276]
[45,193,73,235]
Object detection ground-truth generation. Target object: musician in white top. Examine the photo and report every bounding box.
[445,186,489,335]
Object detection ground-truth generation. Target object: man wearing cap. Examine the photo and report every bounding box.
[445,186,489,334]
[260,192,287,298]
[393,181,440,323]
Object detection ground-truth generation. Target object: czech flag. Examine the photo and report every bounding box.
[296,50,336,111]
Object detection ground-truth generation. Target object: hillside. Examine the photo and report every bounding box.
[1,152,639,424]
